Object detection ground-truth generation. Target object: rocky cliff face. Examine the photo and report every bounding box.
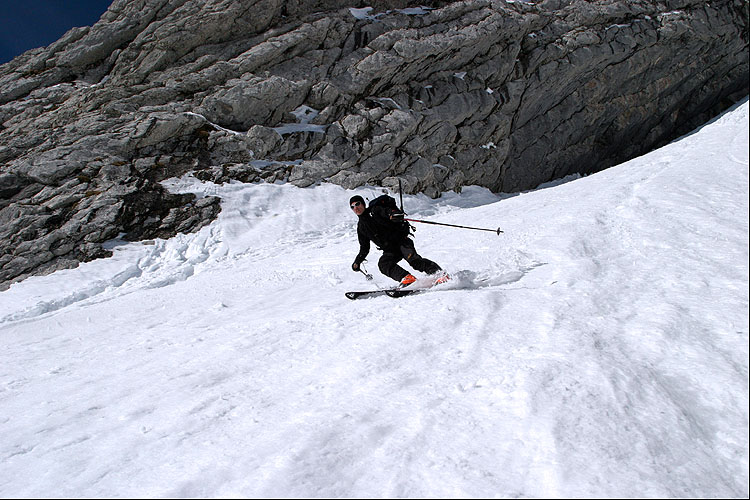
[0,0,747,288]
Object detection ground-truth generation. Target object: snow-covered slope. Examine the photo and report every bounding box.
[1,100,747,498]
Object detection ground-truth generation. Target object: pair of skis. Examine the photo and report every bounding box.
[346,274,450,300]
[346,265,437,299]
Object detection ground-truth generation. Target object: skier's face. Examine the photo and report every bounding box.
[350,200,365,216]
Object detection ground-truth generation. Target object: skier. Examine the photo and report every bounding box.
[349,194,447,287]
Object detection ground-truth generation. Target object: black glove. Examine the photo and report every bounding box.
[389,211,404,221]
[352,261,360,272]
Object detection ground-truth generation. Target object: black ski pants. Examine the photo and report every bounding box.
[378,239,442,282]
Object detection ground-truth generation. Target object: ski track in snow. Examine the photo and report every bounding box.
[0,100,747,498]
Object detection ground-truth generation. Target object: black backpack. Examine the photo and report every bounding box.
[369,194,400,213]
[369,194,411,238]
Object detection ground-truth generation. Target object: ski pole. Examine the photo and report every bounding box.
[359,264,389,291]
[404,218,503,235]
[359,268,374,281]
[398,178,404,212]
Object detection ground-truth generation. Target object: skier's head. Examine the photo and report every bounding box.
[349,195,366,216]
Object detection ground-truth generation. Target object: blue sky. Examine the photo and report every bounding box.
[0,0,113,65]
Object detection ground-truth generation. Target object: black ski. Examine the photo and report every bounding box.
[347,276,450,299]
[345,290,389,300]
[385,289,419,298]
[345,287,415,299]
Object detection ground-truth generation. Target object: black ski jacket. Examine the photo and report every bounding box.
[354,207,410,265]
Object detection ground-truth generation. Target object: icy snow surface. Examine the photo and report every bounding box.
[0,100,748,497]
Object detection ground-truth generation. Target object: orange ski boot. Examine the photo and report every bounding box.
[433,273,451,285]
[399,274,417,288]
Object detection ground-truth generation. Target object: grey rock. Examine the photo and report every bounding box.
[0,0,747,288]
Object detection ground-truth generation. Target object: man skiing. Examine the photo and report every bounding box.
[349,194,447,287]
